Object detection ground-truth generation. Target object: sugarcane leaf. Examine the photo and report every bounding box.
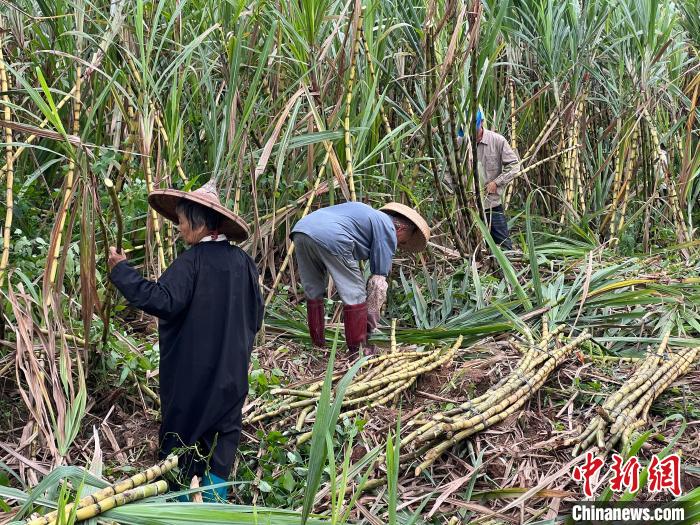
[386,410,401,525]
[301,329,365,524]
[526,191,544,306]
[411,276,429,329]
[471,256,484,310]
[103,503,334,524]
[473,212,532,310]
[14,467,108,520]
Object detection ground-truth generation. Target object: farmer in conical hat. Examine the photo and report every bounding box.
[108,180,263,502]
[291,201,430,356]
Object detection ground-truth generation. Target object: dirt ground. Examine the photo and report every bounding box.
[2,335,698,522]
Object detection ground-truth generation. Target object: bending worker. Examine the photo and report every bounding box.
[459,109,520,249]
[108,180,263,501]
[291,201,430,356]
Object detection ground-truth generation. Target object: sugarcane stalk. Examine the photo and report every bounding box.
[296,377,417,446]
[264,148,329,306]
[574,88,587,213]
[414,332,590,449]
[248,397,318,423]
[344,5,364,202]
[255,342,455,438]
[154,110,187,184]
[296,405,313,431]
[104,178,123,253]
[418,345,564,443]
[600,336,668,410]
[620,419,647,451]
[357,358,393,383]
[601,347,691,424]
[576,347,698,453]
[573,417,605,455]
[45,65,82,305]
[341,377,414,409]
[602,117,624,232]
[50,480,168,525]
[140,117,166,271]
[414,355,564,476]
[0,38,14,286]
[441,325,566,420]
[28,456,178,525]
[508,78,517,152]
[641,107,688,246]
[610,122,640,244]
[270,388,320,398]
[341,377,416,419]
[114,103,137,192]
[608,349,697,437]
[360,30,392,137]
[344,338,460,396]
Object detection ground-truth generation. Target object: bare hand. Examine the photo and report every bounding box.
[486,181,498,194]
[108,246,127,270]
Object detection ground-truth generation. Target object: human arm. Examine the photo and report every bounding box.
[109,250,196,321]
[368,216,397,276]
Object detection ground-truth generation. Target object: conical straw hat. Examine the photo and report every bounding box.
[379,202,430,253]
[148,180,249,242]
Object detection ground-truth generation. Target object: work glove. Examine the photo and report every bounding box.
[366,275,388,333]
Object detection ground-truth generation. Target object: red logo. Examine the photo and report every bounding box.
[572,453,682,497]
[572,452,605,497]
[609,454,641,493]
[648,454,682,497]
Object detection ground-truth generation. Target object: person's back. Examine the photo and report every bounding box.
[291,201,429,356]
[155,242,263,440]
[110,238,263,485]
[292,201,397,265]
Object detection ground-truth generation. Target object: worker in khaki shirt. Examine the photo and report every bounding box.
[460,109,519,249]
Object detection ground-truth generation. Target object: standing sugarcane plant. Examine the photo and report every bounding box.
[0,35,14,287]
[343,3,364,203]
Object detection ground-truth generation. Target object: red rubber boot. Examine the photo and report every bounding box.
[343,302,368,359]
[307,298,326,347]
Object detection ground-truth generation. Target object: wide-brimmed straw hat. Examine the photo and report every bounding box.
[148,180,249,242]
[380,202,430,253]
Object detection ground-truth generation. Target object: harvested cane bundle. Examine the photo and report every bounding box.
[402,320,591,475]
[573,339,698,454]
[245,337,463,444]
[26,455,178,525]
[49,480,168,525]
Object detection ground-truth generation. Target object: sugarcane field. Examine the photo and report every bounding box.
[1,0,700,523]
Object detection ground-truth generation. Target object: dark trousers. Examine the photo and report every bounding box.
[160,395,245,483]
[484,205,512,250]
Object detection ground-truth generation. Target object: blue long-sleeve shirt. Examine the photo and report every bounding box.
[291,202,397,276]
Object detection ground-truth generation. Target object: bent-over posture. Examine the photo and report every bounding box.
[291,201,429,356]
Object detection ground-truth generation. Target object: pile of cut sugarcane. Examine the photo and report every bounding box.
[25,455,177,525]
[245,335,463,445]
[574,333,698,454]
[402,317,591,475]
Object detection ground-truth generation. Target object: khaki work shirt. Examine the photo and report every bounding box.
[477,129,520,209]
